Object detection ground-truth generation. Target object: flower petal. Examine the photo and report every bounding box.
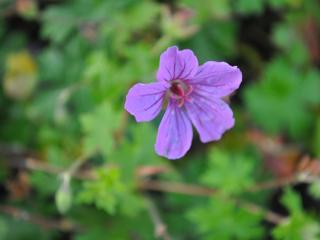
[185,93,235,143]
[155,100,193,159]
[189,61,242,97]
[156,46,198,82]
[125,82,167,122]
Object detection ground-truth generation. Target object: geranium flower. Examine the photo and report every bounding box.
[125,46,242,159]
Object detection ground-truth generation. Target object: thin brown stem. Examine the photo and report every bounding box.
[138,176,300,196]
[237,200,285,224]
[26,158,303,194]
[0,204,77,231]
[25,157,94,180]
[139,180,216,196]
[248,176,299,192]
[1,156,298,225]
[140,180,286,225]
[144,196,172,240]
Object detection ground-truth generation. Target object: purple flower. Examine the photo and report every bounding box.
[125,46,242,160]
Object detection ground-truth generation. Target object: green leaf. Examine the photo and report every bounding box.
[83,51,110,87]
[188,21,237,60]
[273,219,320,240]
[74,214,154,240]
[272,23,309,66]
[38,48,65,82]
[309,179,320,199]
[314,117,320,158]
[273,188,320,240]
[109,123,164,181]
[77,168,142,216]
[42,7,76,44]
[30,172,59,197]
[74,228,105,240]
[268,0,288,8]
[2,216,52,240]
[0,217,8,240]
[281,188,303,214]
[244,58,320,139]
[234,0,264,14]
[201,148,255,194]
[27,90,61,122]
[273,24,297,50]
[303,70,320,105]
[188,196,263,240]
[77,168,124,214]
[181,0,231,20]
[80,101,121,157]
[116,1,160,32]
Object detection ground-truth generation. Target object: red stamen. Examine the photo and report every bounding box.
[170,82,184,97]
[169,80,193,107]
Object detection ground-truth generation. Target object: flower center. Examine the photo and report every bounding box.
[169,80,192,107]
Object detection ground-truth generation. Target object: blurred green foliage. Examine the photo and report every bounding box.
[272,188,320,240]
[77,167,142,216]
[80,102,120,157]
[201,148,255,195]
[0,0,320,239]
[244,57,320,139]
[188,196,263,240]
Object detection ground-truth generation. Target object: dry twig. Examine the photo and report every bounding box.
[144,196,172,240]
[1,153,303,225]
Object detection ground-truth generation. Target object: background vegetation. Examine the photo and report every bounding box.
[0,0,320,239]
